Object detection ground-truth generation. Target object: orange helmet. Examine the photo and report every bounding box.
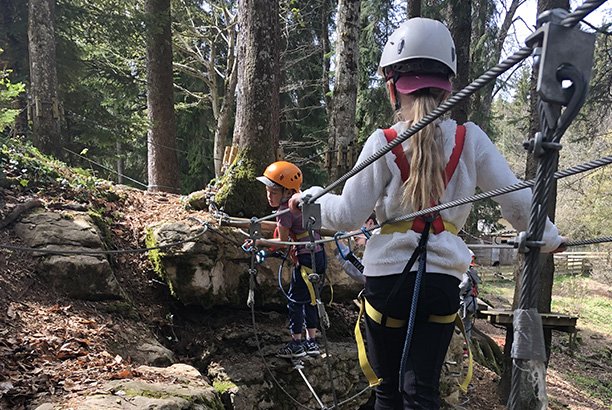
[256,161,302,192]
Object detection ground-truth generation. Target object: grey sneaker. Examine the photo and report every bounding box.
[304,339,320,356]
[277,341,306,358]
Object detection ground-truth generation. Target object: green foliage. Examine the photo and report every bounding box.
[0,52,25,133]
[278,0,331,188]
[356,0,395,142]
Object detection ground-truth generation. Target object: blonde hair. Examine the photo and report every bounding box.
[399,91,445,211]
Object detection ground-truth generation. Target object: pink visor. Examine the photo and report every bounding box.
[393,73,452,94]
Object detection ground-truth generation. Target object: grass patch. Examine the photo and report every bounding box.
[565,374,612,404]
[551,276,612,336]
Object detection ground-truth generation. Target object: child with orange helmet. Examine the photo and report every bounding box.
[254,161,327,359]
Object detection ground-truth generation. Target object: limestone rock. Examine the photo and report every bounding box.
[14,211,124,300]
[148,221,363,309]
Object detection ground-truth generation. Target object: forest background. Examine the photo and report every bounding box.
[0,0,612,242]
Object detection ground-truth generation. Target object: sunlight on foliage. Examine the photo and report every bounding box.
[0,50,25,133]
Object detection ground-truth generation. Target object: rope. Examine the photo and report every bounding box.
[559,0,609,27]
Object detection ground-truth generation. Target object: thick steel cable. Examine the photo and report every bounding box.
[247,154,612,248]
[508,3,602,405]
[559,0,609,27]
[565,237,612,247]
[306,47,533,204]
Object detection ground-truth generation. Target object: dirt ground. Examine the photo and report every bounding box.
[1,185,611,409]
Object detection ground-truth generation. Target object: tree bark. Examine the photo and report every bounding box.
[448,0,471,125]
[145,0,181,194]
[327,0,362,188]
[215,0,280,217]
[406,0,421,18]
[28,0,61,159]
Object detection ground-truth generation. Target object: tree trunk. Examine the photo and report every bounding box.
[448,0,471,125]
[326,0,362,189]
[212,9,238,178]
[321,0,332,118]
[215,0,280,217]
[406,0,421,18]
[499,0,569,406]
[213,56,238,178]
[28,0,61,158]
[145,0,181,194]
[472,0,522,134]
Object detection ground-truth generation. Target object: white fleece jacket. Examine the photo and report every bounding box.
[303,119,562,281]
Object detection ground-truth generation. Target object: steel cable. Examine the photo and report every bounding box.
[306,47,534,203]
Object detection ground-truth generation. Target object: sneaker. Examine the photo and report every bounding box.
[277,340,306,359]
[304,339,320,356]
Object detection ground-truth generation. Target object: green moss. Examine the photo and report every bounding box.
[215,150,269,217]
[117,387,224,408]
[213,379,237,393]
[146,227,173,292]
[87,210,113,250]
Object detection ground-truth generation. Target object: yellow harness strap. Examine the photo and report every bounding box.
[380,220,458,236]
[355,296,383,387]
[295,231,309,240]
[355,297,473,392]
[300,265,317,306]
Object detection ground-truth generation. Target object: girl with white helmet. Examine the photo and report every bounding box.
[290,17,567,409]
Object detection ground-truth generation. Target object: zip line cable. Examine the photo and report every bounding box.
[63,147,149,189]
[243,154,612,248]
[306,46,534,204]
[3,154,612,255]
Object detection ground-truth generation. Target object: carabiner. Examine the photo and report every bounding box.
[361,226,371,240]
[242,241,254,252]
[333,232,348,260]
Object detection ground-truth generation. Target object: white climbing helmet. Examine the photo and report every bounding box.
[379,18,457,78]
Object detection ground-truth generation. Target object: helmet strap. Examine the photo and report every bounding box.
[388,81,401,111]
[390,71,404,111]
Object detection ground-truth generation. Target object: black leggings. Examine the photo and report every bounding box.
[364,272,460,410]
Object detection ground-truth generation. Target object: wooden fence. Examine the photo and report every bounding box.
[553,251,609,275]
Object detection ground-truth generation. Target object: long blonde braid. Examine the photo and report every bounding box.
[401,92,445,211]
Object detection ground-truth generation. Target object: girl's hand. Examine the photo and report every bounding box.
[288,193,302,214]
[550,236,569,254]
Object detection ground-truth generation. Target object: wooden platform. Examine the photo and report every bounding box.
[480,309,578,348]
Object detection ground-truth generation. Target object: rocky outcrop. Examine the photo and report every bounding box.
[147,221,364,309]
[34,364,223,410]
[14,211,124,300]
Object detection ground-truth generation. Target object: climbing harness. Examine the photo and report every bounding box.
[376,125,467,391]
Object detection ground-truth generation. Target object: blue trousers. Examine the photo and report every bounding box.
[365,272,460,410]
[287,251,327,335]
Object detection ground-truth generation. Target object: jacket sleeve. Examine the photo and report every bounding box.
[470,123,562,253]
[302,130,393,232]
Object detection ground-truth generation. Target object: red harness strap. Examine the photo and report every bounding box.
[382,125,466,234]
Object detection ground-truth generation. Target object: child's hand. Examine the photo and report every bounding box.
[288,193,302,214]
